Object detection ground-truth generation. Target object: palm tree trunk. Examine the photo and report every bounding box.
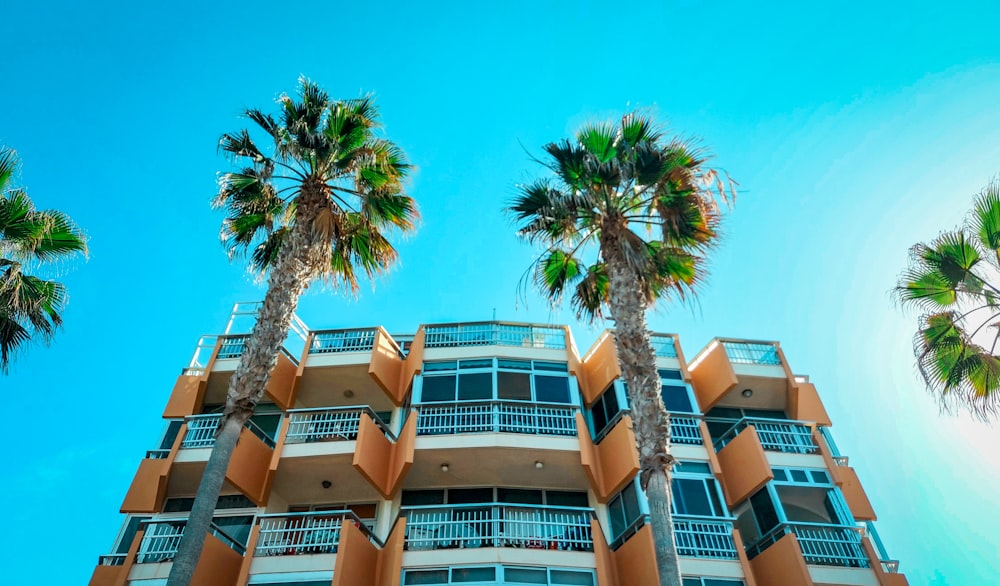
[602,228,682,586]
[166,184,326,586]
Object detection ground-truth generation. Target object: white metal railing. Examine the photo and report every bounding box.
[673,516,737,559]
[310,328,378,354]
[134,520,246,563]
[181,414,276,448]
[721,341,781,365]
[146,449,171,460]
[285,407,393,443]
[183,335,218,375]
[98,554,127,566]
[713,417,817,454]
[423,322,566,349]
[414,401,578,437]
[651,334,678,358]
[254,511,376,556]
[402,504,593,551]
[670,415,703,445]
[217,335,248,359]
[746,523,868,568]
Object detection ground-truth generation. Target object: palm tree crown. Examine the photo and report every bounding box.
[896,178,1000,418]
[0,146,87,373]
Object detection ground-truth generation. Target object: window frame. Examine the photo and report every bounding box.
[417,358,577,405]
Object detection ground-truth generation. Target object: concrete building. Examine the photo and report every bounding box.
[90,306,907,586]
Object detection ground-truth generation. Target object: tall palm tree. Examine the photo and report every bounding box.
[167,79,417,585]
[0,146,87,373]
[895,178,1000,419]
[509,114,733,586]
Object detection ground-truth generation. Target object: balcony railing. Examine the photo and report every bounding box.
[713,417,817,454]
[746,523,869,568]
[414,401,578,437]
[670,415,703,445]
[284,406,394,443]
[254,511,377,556]
[721,341,781,365]
[98,553,127,566]
[217,335,249,359]
[402,504,593,552]
[650,334,678,358]
[674,516,737,559]
[135,519,245,563]
[181,414,276,449]
[309,328,379,355]
[424,322,566,350]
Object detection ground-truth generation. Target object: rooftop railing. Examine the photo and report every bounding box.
[284,406,394,443]
[712,417,817,454]
[424,322,566,350]
[746,523,868,568]
[309,328,380,355]
[402,504,593,552]
[254,511,377,556]
[650,334,678,358]
[135,519,245,563]
[414,401,578,437]
[673,516,738,559]
[181,414,276,449]
[721,341,781,365]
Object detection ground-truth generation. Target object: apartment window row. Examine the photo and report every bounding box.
[683,579,744,586]
[402,488,588,507]
[403,565,595,585]
[419,359,573,404]
[589,369,698,439]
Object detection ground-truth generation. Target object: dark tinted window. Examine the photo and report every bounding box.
[401,490,445,506]
[546,491,589,507]
[535,375,570,403]
[497,371,531,400]
[672,478,713,516]
[498,488,543,504]
[421,376,456,402]
[661,385,693,412]
[458,372,492,400]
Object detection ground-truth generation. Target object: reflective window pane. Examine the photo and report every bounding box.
[535,375,570,403]
[421,376,456,402]
[458,372,492,400]
[498,371,532,400]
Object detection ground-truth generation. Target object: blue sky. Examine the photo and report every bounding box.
[3,1,999,583]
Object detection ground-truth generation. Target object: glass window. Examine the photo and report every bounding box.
[452,567,496,582]
[449,488,495,504]
[404,570,449,585]
[608,482,643,540]
[497,371,532,400]
[505,567,547,584]
[422,375,456,402]
[115,516,150,554]
[498,488,543,504]
[749,488,779,535]
[535,361,569,372]
[672,478,714,517]
[458,373,492,400]
[659,369,684,380]
[424,361,457,372]
[402,490,445,506]
[535,375,570,403]
[460,359,493,369]
[545,491,589,507]
[498,359,532,370]
[661,385,693,412]
[550,570,595,585]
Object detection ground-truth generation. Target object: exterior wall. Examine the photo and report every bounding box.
[265,351,298,410]
[614,524,658,586]
[863,537,910,586]
[590,519,617,586]
[226,427,273,505]
[378,519,407,586]
[369,327,406,405]
[399,328,425,395]
[333,521,379,586]
[732,529,758,586]
[163,375,205,418]
[120,458,170,513]
[190,533,244,586]
[716,427,773,506]
[580,331,621,406]
[837,466,878,521]
[688,342,738,412]
[353,413,415,498]
[747,533,813,586]
[576,413,640,502]
[789,382,832,426]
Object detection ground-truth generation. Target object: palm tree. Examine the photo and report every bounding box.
[167,79,417,585]
[509,114,733,586]
[895,178,1000,419]
[0,146,87,373]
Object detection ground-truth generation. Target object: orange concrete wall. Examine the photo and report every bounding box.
[747,532,813,586]
[369,327,406,405]
[377,518,407,586]
[265,351,298,410]
[120,458,169,513]
[190,533,244,586]
[87,566,125,586]
[689,343,737,412]
[333,521,379,586]
[590,519,618,586]
[863,537,910,586]
[576,413,640,502]
[717,427,773,506]
[613,524,658,586]
[837,466,877,521]
[235,524,261,586]
[566,329,589,396]
[163,375,204,418]
[226,427,273,505]
[581,332,621,406]
[398,327,425,397]
[733,529,759,586]
[789,382,832,426]
[354,413,414,499]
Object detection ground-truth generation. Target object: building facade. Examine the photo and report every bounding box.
[90,309,908,586]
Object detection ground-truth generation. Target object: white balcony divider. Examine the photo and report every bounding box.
[650,334,678,358]
[670,415,704,445]
[673,516,738,559]
[414,401,578,437]
[714,417,817,454]
[423,322,566,349]
[402,504,593,552]
[721,341,781,365]
[309,328,378,354]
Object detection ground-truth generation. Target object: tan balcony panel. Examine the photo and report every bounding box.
[577,413,639,502]
[331,518,406,586]
[748,532,813,586]
[579,332,621,406]
[716,426,773,506]
[354,413,416,499]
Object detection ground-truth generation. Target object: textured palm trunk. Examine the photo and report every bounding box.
[601,225,682,586]
[166,183,328,586]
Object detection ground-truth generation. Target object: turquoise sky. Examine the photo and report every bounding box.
[3,1,999,584]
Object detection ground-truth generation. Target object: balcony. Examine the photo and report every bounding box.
[284,406,393,444]
[746,523,869,568]
[414,401,578,437]
[134,519,246,564]
[309,328,380,355]
[669,415,703,446]
[721,341,781,365]
[423,322,566,350]
[650,334,678,358]
[402,504,594,552]
[181,414,276,450]
[673,516,738,559]
[713,417,817,454]
[253,511,376,557]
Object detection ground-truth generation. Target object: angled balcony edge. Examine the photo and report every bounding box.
[120,424,185,513]
[836,465,878,521]
[353,414,416,499]
[748,532,814,586]
[398,328,426,401]
[688,342,737,413]
[579,331,621,407]
[264,350,298,410]
[613,524,658,586]
[733,529,760,586]
[788,381,832,426]
[89,527,145,586]
[226,426,274,506]
[591,519,618,586]
[332,517,406,586]
[862,536,910,586]
[717,426,773,507]
[369,327,407,406]
[190,532,244,586]
[576,413,639,503]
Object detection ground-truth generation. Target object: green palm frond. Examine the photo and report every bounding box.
[972,180,1000,259]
